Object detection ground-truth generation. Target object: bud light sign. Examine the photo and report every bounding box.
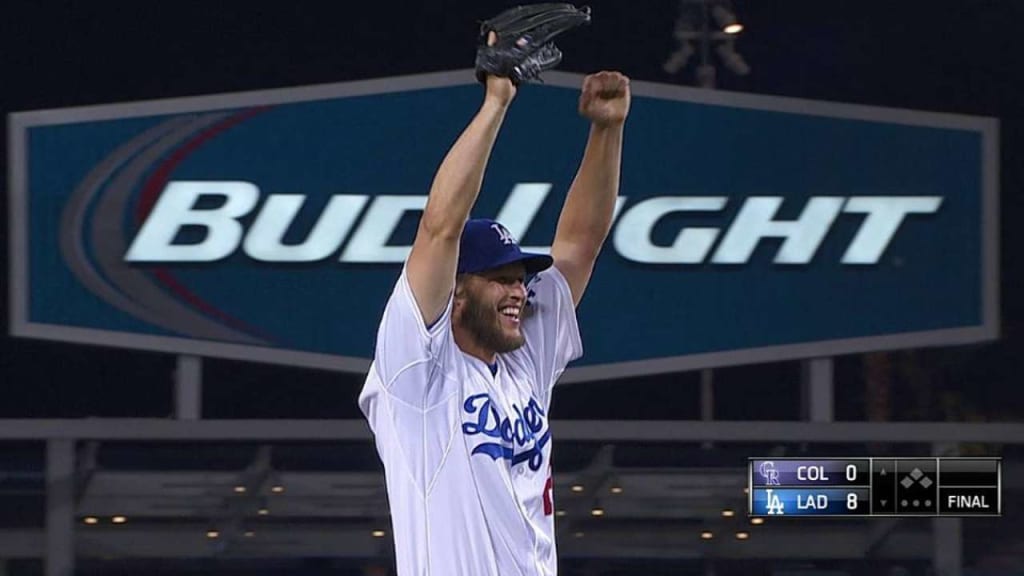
[8,71,998,379]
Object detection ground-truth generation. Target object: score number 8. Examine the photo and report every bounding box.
[845,463,861,511]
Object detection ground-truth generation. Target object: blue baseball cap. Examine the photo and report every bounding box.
[457,218,553,275]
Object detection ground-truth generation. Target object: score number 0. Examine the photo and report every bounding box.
[846,464,858,511]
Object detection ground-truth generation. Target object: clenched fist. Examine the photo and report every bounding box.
[578,71,631,127]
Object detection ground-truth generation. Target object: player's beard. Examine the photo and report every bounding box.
[460,290,525,354]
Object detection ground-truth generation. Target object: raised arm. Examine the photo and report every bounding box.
[405,75,516,325]
[551,71,631,306]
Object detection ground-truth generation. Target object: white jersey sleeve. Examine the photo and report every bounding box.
[358,267,458,495]
[369,266,454,408]
[517,266,584,407]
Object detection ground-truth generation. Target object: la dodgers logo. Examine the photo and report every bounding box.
[490,223,518,246]
[461,393,551,471]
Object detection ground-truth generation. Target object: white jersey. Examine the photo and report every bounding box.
[359,266,582,576]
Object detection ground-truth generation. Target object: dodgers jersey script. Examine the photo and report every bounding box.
[359,266,582,576]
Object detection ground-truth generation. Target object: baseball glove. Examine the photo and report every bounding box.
[475,3,592,85]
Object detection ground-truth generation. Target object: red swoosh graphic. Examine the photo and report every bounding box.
[135,107,274,340]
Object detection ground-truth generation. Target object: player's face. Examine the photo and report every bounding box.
[457,262,528,354]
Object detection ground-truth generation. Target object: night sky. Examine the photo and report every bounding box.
[2,0,1022,421]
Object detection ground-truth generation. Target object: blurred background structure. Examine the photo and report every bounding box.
[3,1,1023,575]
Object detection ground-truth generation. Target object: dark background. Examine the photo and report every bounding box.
[2,0,1022,423]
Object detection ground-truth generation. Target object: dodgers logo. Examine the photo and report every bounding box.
[461,393,551,471]
[765,489,786,515]
[490,223,518,246]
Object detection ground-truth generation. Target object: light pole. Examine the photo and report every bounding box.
[664,0,750,88]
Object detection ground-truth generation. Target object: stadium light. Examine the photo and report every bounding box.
[664,0,751,87]
[711,3,744,34]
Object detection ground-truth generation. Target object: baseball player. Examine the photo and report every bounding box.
[359,5,630,575]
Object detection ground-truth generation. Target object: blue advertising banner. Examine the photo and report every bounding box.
[8,71,999,380]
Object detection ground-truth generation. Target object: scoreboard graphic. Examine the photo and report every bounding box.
[748,458,1001,517]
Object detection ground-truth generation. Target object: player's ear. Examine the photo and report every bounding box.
[454,275,468,301]
[452,275,468,317]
